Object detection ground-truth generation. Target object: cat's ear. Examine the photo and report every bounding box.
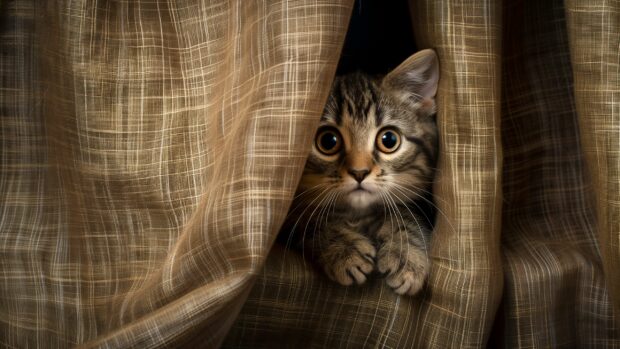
[382,49,439,112]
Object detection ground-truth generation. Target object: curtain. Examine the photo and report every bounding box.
[0,0,618,348]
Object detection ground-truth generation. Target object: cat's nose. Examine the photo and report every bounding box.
[348,168,370,183]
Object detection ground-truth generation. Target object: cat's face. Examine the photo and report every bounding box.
[298,50,439,211]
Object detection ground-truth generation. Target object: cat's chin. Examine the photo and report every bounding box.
[346,190,378,210]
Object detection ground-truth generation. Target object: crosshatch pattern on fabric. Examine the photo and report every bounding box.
[225,0,619,348]
[565,0,620,320]
[0,1,352,347]
[493,0,619,346]
[1,0,619,348]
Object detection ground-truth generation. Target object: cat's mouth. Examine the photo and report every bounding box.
[346,184,378,209]
[352,184,370,193]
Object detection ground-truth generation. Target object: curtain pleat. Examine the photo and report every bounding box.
[565,0,620,319]
[0,1,352,347]
[409,1,505,346]
[495,0,619,346]
[1,0,618,348]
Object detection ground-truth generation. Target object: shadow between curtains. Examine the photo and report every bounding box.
[0,0,618,348]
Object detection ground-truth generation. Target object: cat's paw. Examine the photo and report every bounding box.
[321,238,376,286]
[377,244,428,296]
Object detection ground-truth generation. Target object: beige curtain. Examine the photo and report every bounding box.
[0,0,618,348]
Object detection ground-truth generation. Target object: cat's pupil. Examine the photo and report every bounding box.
[382,131,398,149]
[320,132,338,150]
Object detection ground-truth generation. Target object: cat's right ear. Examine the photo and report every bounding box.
[382,49,439,110]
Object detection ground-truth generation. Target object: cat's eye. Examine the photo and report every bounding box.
[315,127,342,155]
[376,128,401,153]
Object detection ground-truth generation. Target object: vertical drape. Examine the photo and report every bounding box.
[495,0,619,346]
[1,0,618,348]
[0,1,352,347]
[410,1,504,346]
[565,0,620,319]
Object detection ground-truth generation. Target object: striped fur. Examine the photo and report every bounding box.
[284,50,439,296]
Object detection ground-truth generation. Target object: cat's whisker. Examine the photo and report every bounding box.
[382,189,413,268]
[283,184,336,253]
[389,182,456,234]
[287,184,333,214]
[317,190,342,258]
[299,189,340,262]
[383,190,434,300]
[285,186,342,226]
[389,180,445,213]
[378,191,397,255]
[314,190,337,238]
[308,193,332,257]
[379,191,389,228]
[384,189,430,255]
[292,183,330,200]
[301,189,335,237]
[388,185,436,229]
[381,190,412,263]
[315,191,341,257]
[281,49,439,295]
[331,192,341,216]
[379,191,396,235]
[391,180,442,201]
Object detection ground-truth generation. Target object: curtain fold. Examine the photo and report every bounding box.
[495,0,619,346]
[1,1,352,347]
[410,1,504,346]
[1,0,619,348]
[565,0,620,319]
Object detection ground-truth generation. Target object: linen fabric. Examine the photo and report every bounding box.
[1,0,618,347]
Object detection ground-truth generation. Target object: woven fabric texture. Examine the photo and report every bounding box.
[0,0,618,348]
[0,1,351,347]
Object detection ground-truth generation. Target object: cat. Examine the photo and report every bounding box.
[283,49,439,296]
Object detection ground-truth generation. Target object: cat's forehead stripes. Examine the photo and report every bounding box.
[323,73,383,126]
[319,70,437,165]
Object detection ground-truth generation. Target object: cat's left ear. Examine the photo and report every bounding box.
[382,49,439,114]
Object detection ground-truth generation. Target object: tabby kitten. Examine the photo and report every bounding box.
[285,49,438,296]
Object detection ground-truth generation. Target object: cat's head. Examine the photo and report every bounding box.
[299,49,439,211]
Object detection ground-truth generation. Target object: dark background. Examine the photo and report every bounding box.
[336,0,418,75]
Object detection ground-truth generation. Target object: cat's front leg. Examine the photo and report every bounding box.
[309,222,376,286]
[376,213,430,296]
